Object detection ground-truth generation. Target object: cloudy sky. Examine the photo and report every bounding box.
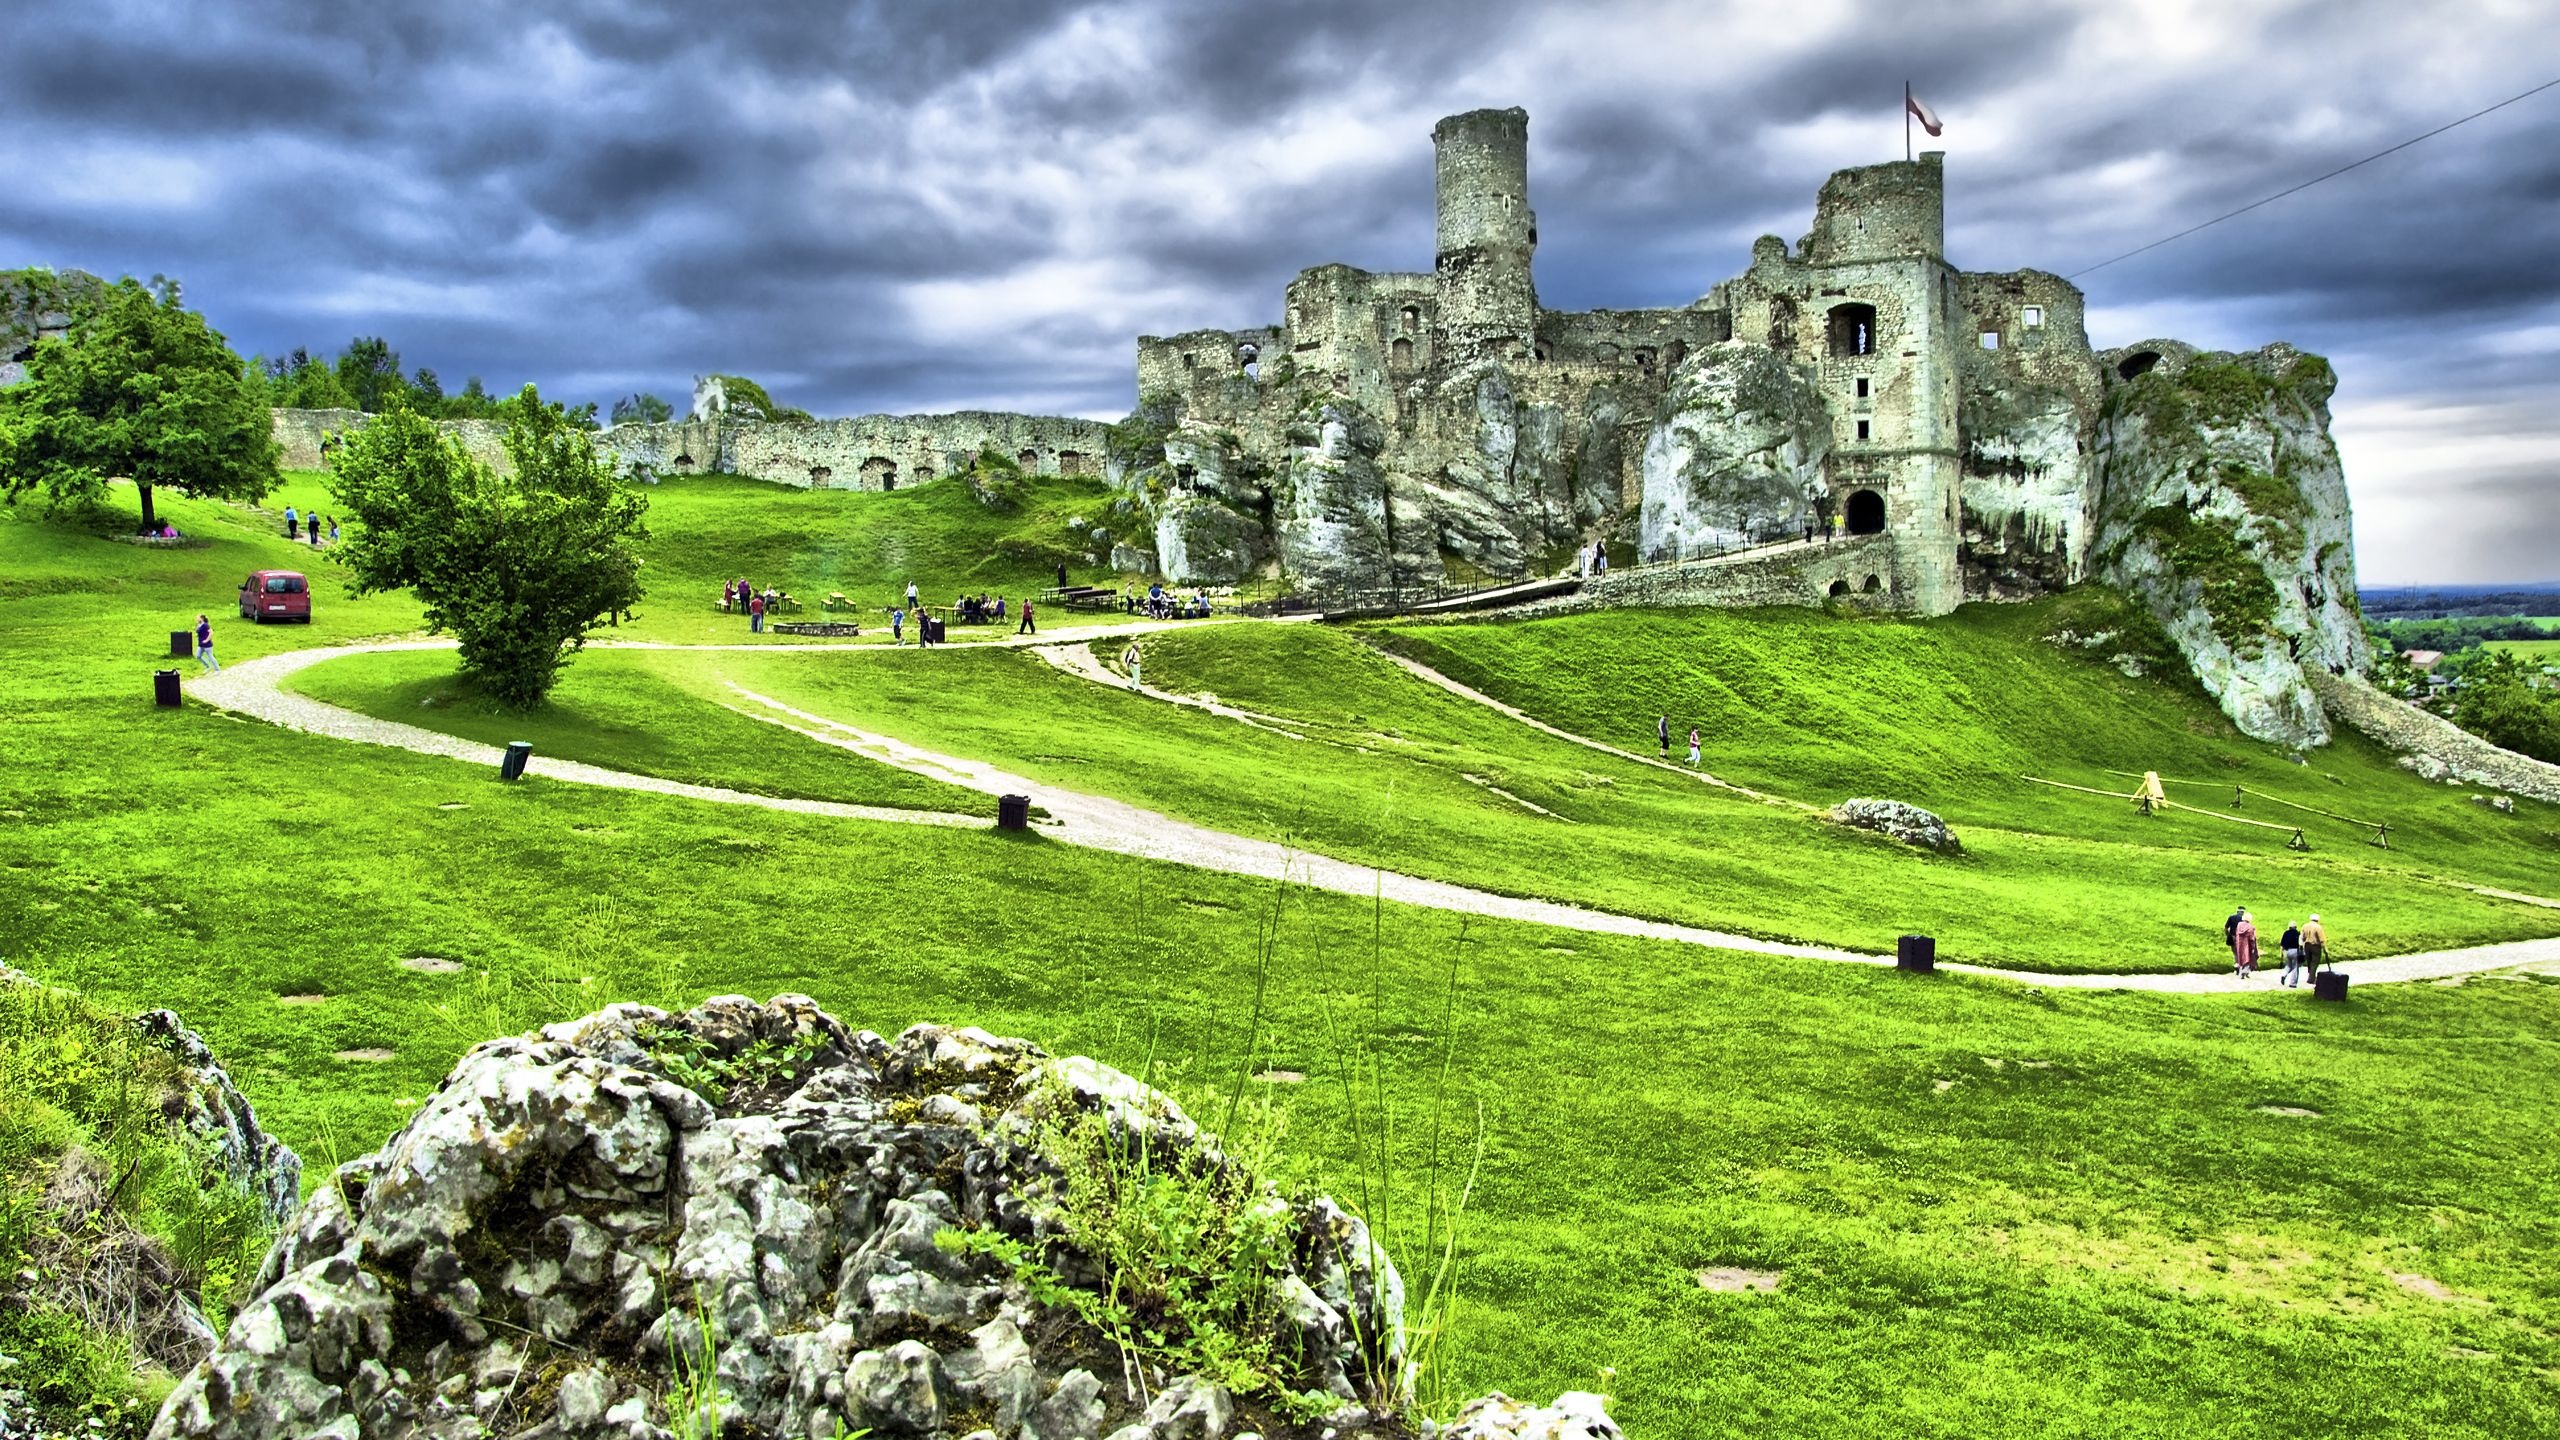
[5,0,2554,582]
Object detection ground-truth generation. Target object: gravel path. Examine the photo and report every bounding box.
[188,636,2560,994]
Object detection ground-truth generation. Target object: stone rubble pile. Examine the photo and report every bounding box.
[149,996,1619,1440]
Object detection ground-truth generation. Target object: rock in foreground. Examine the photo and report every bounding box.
[153,996,1611,1440]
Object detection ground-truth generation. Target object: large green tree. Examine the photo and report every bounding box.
[2448,649,2560,763]
[0,277,279,531]
[327,388,647,706]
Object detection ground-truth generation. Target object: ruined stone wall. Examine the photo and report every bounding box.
[271,408,1110,490]
[1524,534,1905,616]
[271,408,512,471]
[2310,671,2560,805]
[1954,269,2104,598]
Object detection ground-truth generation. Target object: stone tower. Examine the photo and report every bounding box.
[1797,152,1963,614]
[1432,107,1538,359]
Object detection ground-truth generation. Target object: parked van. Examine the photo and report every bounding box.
[239,570,311,623]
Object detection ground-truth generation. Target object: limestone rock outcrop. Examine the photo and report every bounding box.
[1638,344,1831,562]
[1829,799,1963,855]
[2090,343,2369,748]
[131,1009,305,1229]
[1280,403,1395,594]
[155,996,1476,1440]
[0,267,107,388]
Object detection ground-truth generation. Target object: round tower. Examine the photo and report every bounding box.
[1432,107,1537,357]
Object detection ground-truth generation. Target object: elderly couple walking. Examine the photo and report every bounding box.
[2225,907,2328,985]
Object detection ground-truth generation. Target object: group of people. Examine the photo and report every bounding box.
[282,506,338,546]
[2224,907,2331,986]
[1120,582,1211,619]
[1656,714,1704,768]
[724,578,791,632]
[1577,540,1612,580]
[884,580,1040,645]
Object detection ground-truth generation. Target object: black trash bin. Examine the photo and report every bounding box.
[1896,934,1937,973]
[997,794,1031,831]
[153,669,182,708]
[500,740,534,781]
[2312,971,2349,1002]
[169,630,194,658]
[925,616,946,644]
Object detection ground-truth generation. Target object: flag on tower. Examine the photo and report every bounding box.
[1906,88,1943,137]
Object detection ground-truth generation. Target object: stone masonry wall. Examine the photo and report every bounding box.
[2310,671,2560,805]
[271,408,1111,490]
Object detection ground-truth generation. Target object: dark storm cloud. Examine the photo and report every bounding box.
[2,0,2554,580]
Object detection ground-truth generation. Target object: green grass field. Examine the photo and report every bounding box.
[6,478,2560,1436]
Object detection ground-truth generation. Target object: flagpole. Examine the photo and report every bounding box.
[1904,80,1912,162]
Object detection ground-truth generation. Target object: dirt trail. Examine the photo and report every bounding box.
[189,636,2560,994]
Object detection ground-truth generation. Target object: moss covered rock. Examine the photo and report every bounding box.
[2091,342,2368,748]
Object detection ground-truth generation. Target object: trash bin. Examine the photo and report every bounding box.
[500,740,534,781]
[169,630,194,658]
[997,794,1031,831]
[925,616,946,644]
[2312,971,2349,1002]
[153,669,182,708]
[1895,934,1936,973]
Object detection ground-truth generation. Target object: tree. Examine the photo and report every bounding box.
[409,367,445,410]
[2448,650,2560,763]
[610,392,673,425]
[327,388,648,706]
[0,276,280,532]
[336,336,405,413]
[445,376,497,419]
[275,349,356,410]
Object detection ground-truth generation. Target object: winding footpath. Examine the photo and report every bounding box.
[189,633,2560,995]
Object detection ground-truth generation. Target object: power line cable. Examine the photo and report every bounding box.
[2067,75,2560,279]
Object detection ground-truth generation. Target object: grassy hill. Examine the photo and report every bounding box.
[5,482,2560,1437]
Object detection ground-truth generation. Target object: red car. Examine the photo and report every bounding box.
[239,570,312,623]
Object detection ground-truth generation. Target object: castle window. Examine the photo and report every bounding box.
[1827,303,1878,357]
[1855,377,1871,399]
[1862,573,1884,593]
[2022,305,2045,330]
[1401,306,1419,332]
[809,465,832,488]
[1979,331,2000,350]
[1636,347,1658,375]
[1828,579,1853,597]
[1059,450,1086,475]
[1392,337,1415,368]
[1846,489,1886,535]
[1855,420,1871,441]
[1182,352,1197,368]
[1018,449,1039,469]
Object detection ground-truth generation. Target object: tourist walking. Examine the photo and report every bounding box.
[1686,726,1701,768]
[1056,562,1068,589]
[2301,913,2328,973]
[1017,598,1037,635]
[1592,540,1608,575]
[193,613,217,672]
[284,504,298,538]
[1123,642,1142,690]
[328,518,340,544]
[1657,714,1670,760]
[920,607,935,648]
[748,592,766,634]
[905,579,920,613]
[890,606,904,644]
[2231,908,2260,978]
[2279,920,2306,988]
[307,513,321,544]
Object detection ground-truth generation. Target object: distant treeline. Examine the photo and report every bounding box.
[2368,615,2558,655]
[246,336,681,429]
[2361,585,2560,620]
